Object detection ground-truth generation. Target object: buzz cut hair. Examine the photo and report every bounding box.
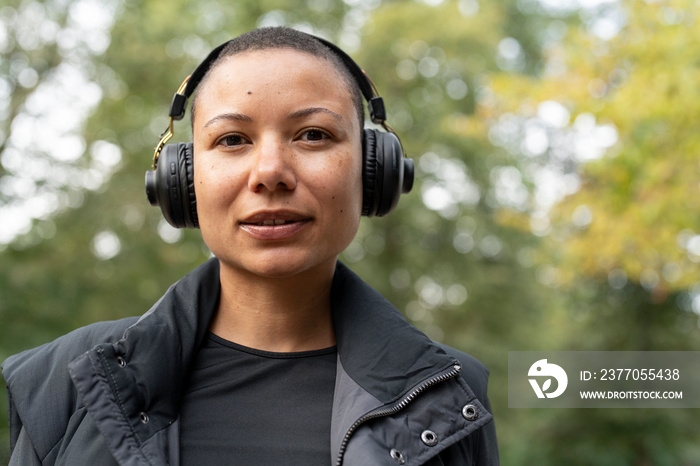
[190,27,365,130]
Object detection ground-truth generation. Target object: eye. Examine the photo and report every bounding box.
[298,129,331,142]
[217,134,249,147]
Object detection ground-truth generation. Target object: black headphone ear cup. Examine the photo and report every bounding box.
[180,142,198,228]
[144,142,198,229]
[362,129,408,217]
[361,129,378,217]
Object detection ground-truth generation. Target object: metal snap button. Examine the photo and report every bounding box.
[116,356,126,368]
[139,411,149,424]
[390,448,405,464]
[462,404,478,421]
[421,429,438,446]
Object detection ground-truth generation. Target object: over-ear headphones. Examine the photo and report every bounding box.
[146,31,414,228]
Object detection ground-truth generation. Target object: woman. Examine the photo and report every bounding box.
[3,27,498,465]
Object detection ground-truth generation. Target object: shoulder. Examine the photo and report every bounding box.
[3,317,138,383]
[435,343,490,405]
[2,318,138,459]
[435,344,500,464]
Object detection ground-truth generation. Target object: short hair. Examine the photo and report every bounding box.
[190,27,365,130]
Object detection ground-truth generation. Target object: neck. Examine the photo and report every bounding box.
[210,261,337,353]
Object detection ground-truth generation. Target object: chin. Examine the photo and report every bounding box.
[218,250,337,281]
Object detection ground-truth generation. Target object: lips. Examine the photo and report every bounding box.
[252,219,298,226]
[239,211,312,240]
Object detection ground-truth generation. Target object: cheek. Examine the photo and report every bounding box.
[193,161,215,234]
[192,153,207,193]
[193,155,235,199]
[193,160,212,209]
[328,150,363,214]
[193,156,235,226]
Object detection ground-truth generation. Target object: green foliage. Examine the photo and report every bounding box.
[490,0,700,292]
[481,0,700,463]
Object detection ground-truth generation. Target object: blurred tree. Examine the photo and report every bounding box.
[491,0,700,295]
[484,0,700,463]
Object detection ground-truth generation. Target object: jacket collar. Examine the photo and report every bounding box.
[117,257,455,409]
[331,261,457,404]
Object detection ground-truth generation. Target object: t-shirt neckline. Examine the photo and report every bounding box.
[206,332,337,359]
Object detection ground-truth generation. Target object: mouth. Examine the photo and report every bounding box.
[249,219,302,226]
[239,212,312,240]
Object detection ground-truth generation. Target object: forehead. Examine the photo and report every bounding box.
[196,48,352,106]
[189,44,366,132]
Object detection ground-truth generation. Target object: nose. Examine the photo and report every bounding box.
[247,137,297,193]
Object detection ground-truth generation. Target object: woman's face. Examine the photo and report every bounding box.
[192,48,363,279]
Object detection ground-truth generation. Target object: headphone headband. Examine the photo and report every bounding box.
[168,41,229,120]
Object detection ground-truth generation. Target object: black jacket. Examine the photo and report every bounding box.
[3,259,498,465]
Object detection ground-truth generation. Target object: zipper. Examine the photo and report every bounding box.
[335,363,462,466]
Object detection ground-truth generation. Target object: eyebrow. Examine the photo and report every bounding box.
[287,107,345,123]
[203,113,253,128]
[202,107,345,128]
